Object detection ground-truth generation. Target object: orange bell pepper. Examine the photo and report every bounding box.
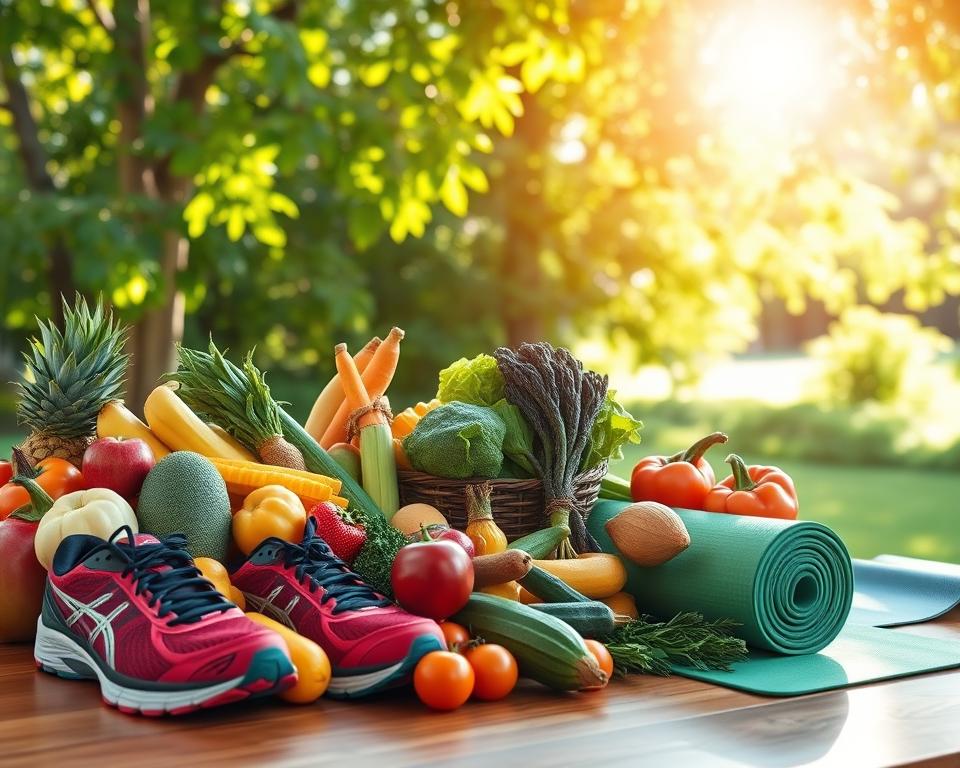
[0,450,85,521]
[703,454,799,520]
[630,432,728,509]
[232,485,307,555]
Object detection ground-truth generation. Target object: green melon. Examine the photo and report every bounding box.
[137,451,231,561]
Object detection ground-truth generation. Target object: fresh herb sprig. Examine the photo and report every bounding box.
[606,612,748,677]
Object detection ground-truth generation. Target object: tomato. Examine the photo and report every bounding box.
[584,639,614,684]
[414,651,474,711]
[440,621,471,650]
[391,533,474,620]
[0,461,12,487]
[0,458,85,520]
[406,525,475,557]
[463,643,518,701]
[0,517,47,641]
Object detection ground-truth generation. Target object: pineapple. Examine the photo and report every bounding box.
[16,296,129,468]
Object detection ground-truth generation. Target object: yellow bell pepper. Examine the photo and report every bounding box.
[35,488,138,569]
[232,485,306,556]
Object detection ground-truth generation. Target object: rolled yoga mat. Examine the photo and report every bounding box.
[587,500,853,655]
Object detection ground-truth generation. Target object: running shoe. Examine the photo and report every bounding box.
[232,518,445,699]
[35,527,297,716]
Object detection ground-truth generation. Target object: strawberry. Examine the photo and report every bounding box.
[309,502,366,564]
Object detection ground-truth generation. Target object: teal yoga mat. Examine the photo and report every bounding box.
[587,500,853,654]
[588,501,960,696]
[850,554,960,627]
[674,624,960,695]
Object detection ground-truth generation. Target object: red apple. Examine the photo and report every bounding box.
[81,437,155,499]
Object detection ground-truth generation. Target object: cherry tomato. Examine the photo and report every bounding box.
[463,643,518,701]
[584,639,614,684]
[414,651,474,711]
[440,621,471,650]
[0,461,12,487]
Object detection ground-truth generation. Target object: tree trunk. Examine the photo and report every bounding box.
[125,233,188,413]
[500,92,550,348]
[0,46,75,326]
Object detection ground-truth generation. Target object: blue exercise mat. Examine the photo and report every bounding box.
[850,554,960,627]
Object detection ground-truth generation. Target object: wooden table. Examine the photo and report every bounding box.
[2,608,959,768]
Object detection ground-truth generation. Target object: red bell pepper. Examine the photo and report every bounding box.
[630,432,728,509]
[704,454,799,520]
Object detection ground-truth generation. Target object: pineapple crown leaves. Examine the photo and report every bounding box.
[167,339,287,454]
[16,295,129,437]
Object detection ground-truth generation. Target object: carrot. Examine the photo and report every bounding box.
[304,336,380,442]
[321,327,404,448]
[333,344,381,427]
[333,343,400,519]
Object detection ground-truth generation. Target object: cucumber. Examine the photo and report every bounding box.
[520,564,592,604]
[529,602,617,638]
[599,472,632,502]
[453,594,606,690]
[507,525,570,559]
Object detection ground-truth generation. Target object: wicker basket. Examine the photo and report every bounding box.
[397,462,608,541]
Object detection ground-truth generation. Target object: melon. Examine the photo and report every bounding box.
[137,451,231,561]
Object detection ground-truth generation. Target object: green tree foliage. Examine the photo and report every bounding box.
[807,306,952,404]
[1,0,959,402]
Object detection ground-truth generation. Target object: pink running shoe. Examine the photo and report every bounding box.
[35,527,297,716]
[232,518,445,698]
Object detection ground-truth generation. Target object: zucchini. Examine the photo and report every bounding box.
[453,593,606,691]
[599,472,632,501]
[507,525,570,559]
[520,565,592,604]
[529,601,617,638]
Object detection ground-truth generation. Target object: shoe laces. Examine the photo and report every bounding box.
[279,518,390,614]
[110,527,233,626]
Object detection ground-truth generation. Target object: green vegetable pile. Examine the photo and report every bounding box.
[425,352,641,480]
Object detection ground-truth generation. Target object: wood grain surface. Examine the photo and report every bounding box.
[1,608,959,768]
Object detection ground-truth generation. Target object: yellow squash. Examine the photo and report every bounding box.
[97,401,170,461]
[531,554,627,600]
[246,613,331,703]
[143,384,256,461]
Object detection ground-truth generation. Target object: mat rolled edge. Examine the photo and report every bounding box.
[587,500,853,655]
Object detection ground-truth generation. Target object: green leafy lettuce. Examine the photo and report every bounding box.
[437,354,504,406]
[581,391,643,471]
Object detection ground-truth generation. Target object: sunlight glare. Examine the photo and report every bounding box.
[700,7,834,138]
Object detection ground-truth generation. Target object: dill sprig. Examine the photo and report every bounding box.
[606,612,748,677]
